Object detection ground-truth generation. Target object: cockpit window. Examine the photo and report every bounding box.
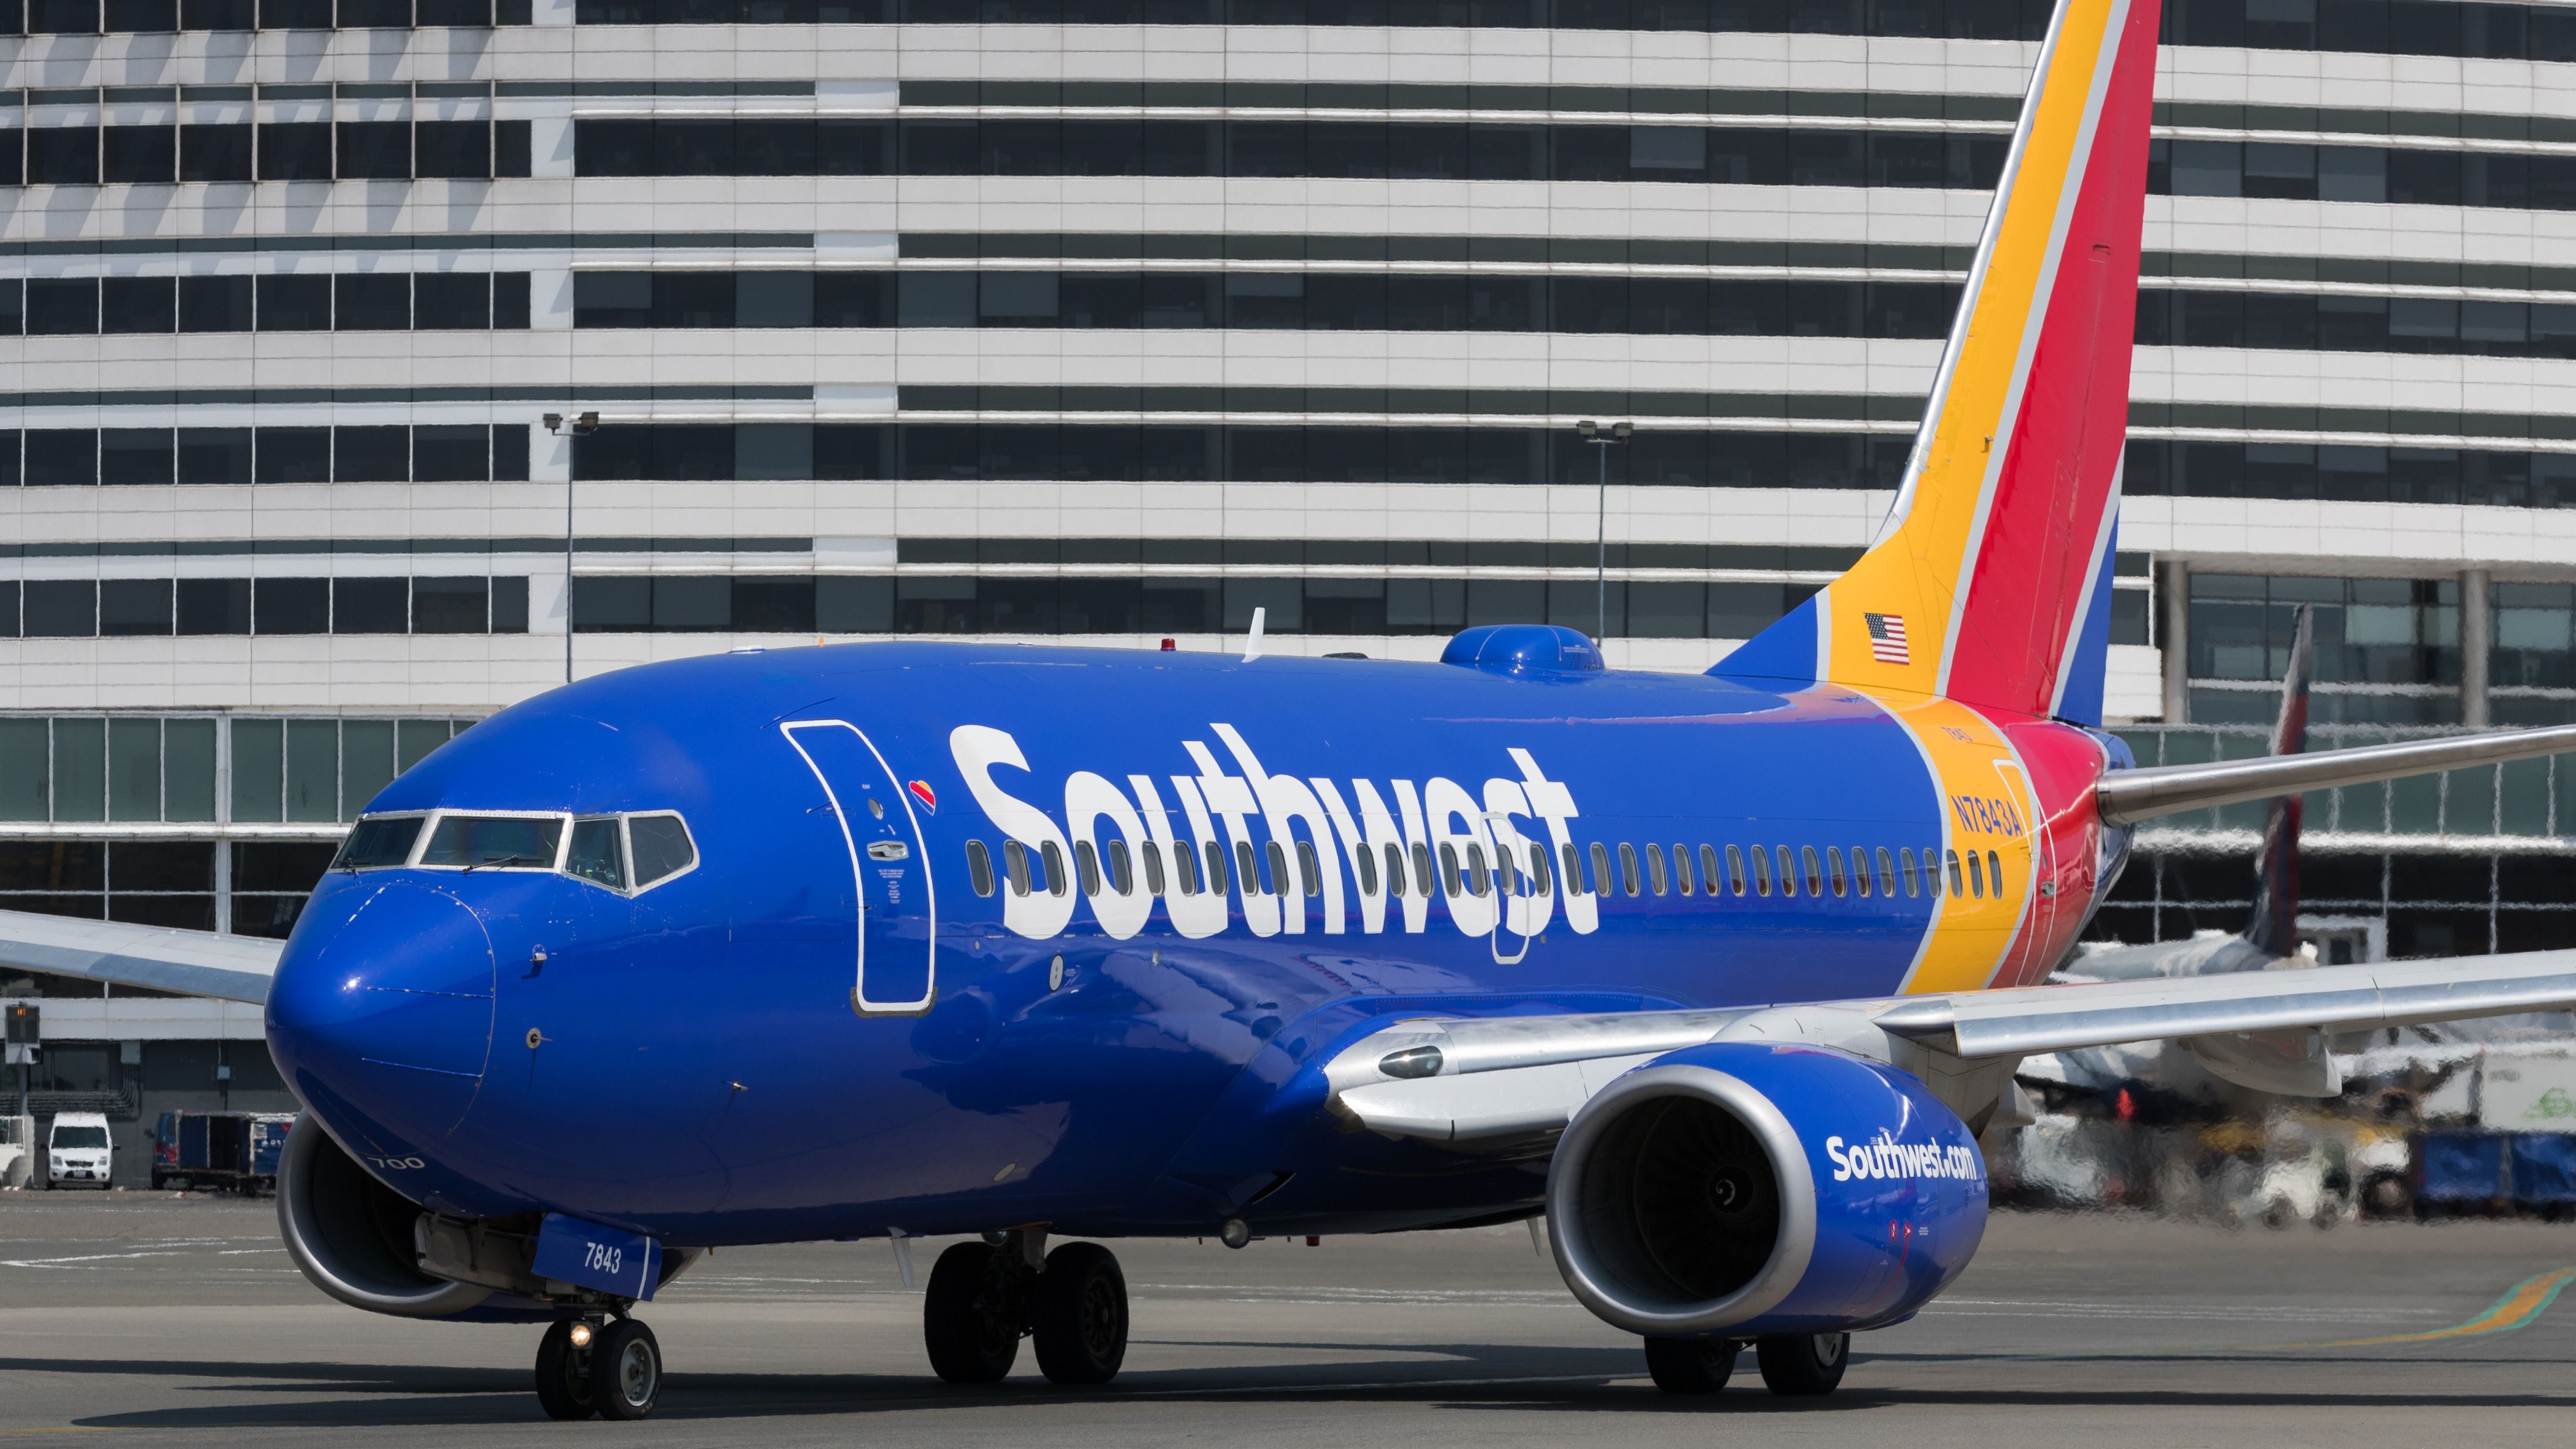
[627,813,697,889]
[420,815,563,870]
[335,815,424,870]
[565,817,627,891]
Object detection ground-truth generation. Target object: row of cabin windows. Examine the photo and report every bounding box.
[958,835,2005,903]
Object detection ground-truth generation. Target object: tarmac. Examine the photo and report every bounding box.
[2,1190,2572,1445]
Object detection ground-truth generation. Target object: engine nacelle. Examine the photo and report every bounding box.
[276,1113,497,1318]
[1546,1041,1986,1338]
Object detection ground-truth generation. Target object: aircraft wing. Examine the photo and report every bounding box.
[1323,950,2576,1145]
[0,908,282,1005]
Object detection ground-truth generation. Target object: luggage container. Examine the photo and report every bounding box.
[152,1110,298,1194]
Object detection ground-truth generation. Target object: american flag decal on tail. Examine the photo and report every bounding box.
[1865,613,1910,665]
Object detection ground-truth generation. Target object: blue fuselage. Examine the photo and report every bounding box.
[264,641,2121,1247]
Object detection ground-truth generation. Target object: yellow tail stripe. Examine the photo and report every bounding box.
[1822,0,2124,699]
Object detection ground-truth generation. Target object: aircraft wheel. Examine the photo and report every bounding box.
[1032,1242,1130,1385]
[1755,1332,1849,1396]
[1643,1335,1738,1394]
[925,1241,1022,1383]
[592,1318,663,1421]
[532,1320,598,1421]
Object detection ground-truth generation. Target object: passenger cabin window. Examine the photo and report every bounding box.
[1751,845,1772,896]
[1465,843,1491,897]
[1900,848,1921,896]
[1801,845,1823,897]
[335,814,424,870]
[1616,842,1640,897]
[1946,849,1966,897]
[1529,843,1552,895]
[566,817,627,890]
[1297,841,1323,897]
[1775,846,1796,898]
[1590,842,1612,896]
[1826,847,1848,897]
[1238,841,1264,895]
[1356,842,1380,897]
[1725,844,1746,896]
[1169,840,1198,895]
[1139,841,1165,895]
[421,814,561,870]
[1439,844,1465,896]
[1384,843,1407,897]
[1109,840,1135,895]
[1075,841,1104,896]
[1670,844,1691,895]
[1967,850,1985,898]
[1265,841,1291,895]
[1004,840,1033,896]
[1987,850,2004,897]
[1699,844,1720,897]
[627,813,697,889]
[966,840,997,897]
[1645,844,1668,897]
[1206,841,1229,894]
[1875,847,1896,897]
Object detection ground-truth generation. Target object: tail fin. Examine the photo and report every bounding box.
[1718,0,2162,721]
[2242,605,2314,959]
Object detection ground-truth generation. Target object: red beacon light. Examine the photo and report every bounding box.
[1160,638,1176,652]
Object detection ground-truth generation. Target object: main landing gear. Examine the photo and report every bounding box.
[924,1230,1130,1386]
[534,1314,665,1421]
[1643,1332,1849,1399]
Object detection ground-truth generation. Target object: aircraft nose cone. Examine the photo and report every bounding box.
[267,880,498,1140]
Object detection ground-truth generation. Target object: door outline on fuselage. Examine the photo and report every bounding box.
[779,719,938,1016]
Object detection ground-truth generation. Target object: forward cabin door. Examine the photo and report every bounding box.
[780,721,938,1014]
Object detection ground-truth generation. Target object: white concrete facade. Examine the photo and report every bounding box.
[4,11,2571,728]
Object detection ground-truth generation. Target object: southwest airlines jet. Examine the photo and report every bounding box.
[22,0,2576,1422]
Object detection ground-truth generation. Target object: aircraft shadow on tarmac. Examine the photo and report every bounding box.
[11,1338,2573,1430]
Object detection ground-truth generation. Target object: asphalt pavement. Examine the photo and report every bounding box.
[3,1191,2572,1445]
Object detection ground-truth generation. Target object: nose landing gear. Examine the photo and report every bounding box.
[533,1320,597,1421]
[923,1230,1130,1387]
[532,1313,664,1421]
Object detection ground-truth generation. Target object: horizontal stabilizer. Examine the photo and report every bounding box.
[2095,722,2576,825]
[1872,950,2576,1058]
[0,908,282,1005]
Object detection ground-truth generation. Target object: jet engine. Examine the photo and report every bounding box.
[1546,1041,1987,1338]
[275,1112,500,1318]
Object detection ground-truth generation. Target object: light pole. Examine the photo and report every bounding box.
[544,412,599,684]
[1576,420,1632,645]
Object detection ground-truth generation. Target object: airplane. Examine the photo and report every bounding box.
[21,0,2576,1423]
[2031,605,2337,1103]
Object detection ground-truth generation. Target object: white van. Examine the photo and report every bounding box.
[46,1112,113,1190]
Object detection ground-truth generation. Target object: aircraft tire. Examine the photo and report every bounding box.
[1031,1242,1130,1385]
[925,1242,1021,1383]
[592,1318,663,1421]
[1643,1335,1738,1394]
[1755,1333,1849,1396]
[532,1320,598,1421]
